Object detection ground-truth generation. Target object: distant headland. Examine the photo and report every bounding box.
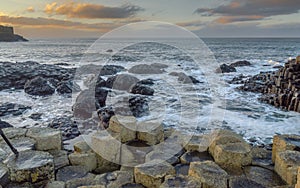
[0,25,28,42]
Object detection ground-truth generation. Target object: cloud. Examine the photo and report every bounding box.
[26,7,35,13]
[195,0,300,23]
[0,15,123,32]
[44,1,143,19]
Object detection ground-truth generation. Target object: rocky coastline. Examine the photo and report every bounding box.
[0,25,27,42]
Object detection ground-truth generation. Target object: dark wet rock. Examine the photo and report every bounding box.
[93,171,134,188]
[56,165,89,182]
[129,96,149,118]
[55,63,70,66]
[129,64,165,74]
[130,83,154,96]
[100,65,125,76]
[24,76,55,96]
[175,164,190,176]
[97,106,115,129]
[161,175,202,188]
[106,49,113,53]
[112,55,139,62]
[0,103,31,117]
[230,60,252,67]
[56,80,81,95]
[28,113,42,120]
[0,61,75,91]
[106,74,139,91]
[216,64,237,73]
[0,164,9,187]
[273,65,284,69]
[0,25,27,42]
[48,117,80,141]
[0,119,13,128]
[7,150,54,183]
[170,72,201,84]
[137,79,155,85]
[228,74,249,84]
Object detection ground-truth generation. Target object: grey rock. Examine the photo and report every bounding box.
[24,76,55,96]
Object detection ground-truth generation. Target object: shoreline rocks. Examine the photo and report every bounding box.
[0,126,299,187]
[0,25,27,42]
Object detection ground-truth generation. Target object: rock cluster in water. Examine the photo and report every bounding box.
[239,56,300,113]
[0,119,299,188]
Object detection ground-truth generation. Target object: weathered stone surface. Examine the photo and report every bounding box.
[130,83,154,96]
[121,141,152,166]
[296,167,300,188]
[91,131,121,165]
[188,161,228,188]
[129,64,164,74]
[160,175,201,188]
[69,152,97,172]
[109,115,137,143]
[274,150,300,185]
[229,177,266,188]
[0,164,9,187]
[184,134,210,152]
[26,127,62,151]
[0,137,35,154]
[209,130,252,170]
[134,159,175,188]
[106,74,139,91]
[95,154,120,174]
[45,181,66,188]
[251,147,273,169]
[65,173,96,188]
[93,171,134,188]
[1,127,27,139]
[174,164,190,176]
[180,151,213,164]
[272,134,300,163]
[137,121,164,145]
[56,166,89,182]
[243,166,285,187]
[48,150,69,170]
[74,141,92,153]
[0,119,13,129]
[7,150,54,183]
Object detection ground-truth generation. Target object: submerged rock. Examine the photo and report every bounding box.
[48,117,80,141]
[130,83,154,96]
[0,119,13,128]
[230,60,251,67]
[106,74,139,91]
[216,64,237,73]
[0,103,31,117]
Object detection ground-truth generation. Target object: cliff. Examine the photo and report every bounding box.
[0,25,28,42]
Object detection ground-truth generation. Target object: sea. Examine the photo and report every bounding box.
[0,37,300,146]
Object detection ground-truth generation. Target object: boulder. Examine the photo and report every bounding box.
[93,171,134,188]
[7,150,54,183]
[73,141,92,153]
[56,80,80,95]
[108,115,137,143]
[24,76,55,96]
[45,181,66,188]
[65,173,96,188]
[48,117,80,141]
[137,121,164,145]
[97,106,115,129]
[130,83,154,96]
[48,150,69,171]
[188,161,228,188]
[91,131,121,167]
[99,65,125,76]
[26,127,62,151]
[160,175,201,188]
[216,64,237,73]
[106,74,139,91]
[274,150,300,185]
[230,60,251,67]
[209,130,252,170]
[169,72,201,84]
[183,134,210,152]
[69,152,97,172]
[121,141,153,166]
[272,134,300,163]
[129,64,164,74]
[134,159,175,188]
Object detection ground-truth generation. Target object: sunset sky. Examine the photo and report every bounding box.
[1,0,300,38]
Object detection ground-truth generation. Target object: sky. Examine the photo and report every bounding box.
[1,0,300,38]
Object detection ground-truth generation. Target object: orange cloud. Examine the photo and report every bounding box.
[44,1,143,19]
[26,6,35,13]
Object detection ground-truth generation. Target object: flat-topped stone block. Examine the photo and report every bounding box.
[74,141,92,153]
[229,177,266,188]
[137,121,164,145]
[93,171,134,188]
[184,134,210,152]
[109,115,137,143]
[121,140,152,166]
[0,127,27,140]
[26,127,62,151]
[56,166,89,182]
[48,150,69,170]
[188,161,228,188]
[134,159,175,188]
[180,151,213,164]
[7,150,54,183]
[274,150,300,185]
[69,152,97,172]
[160,175,201,188]
[0,137,35,155]
[272,134,300,163]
